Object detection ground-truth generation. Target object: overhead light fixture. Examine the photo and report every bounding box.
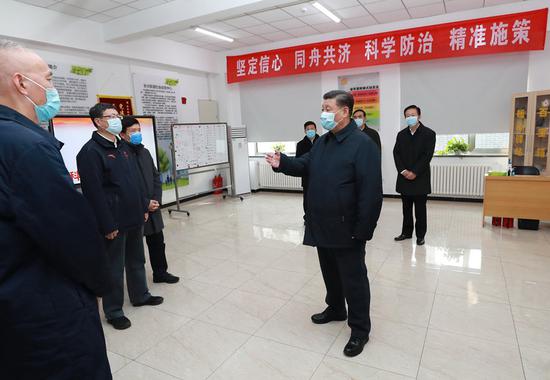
[194,27,234,42]
[312,2,341,23]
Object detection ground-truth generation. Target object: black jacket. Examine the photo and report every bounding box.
[277,121,382,248]
[77,132,148,234]
[0,105,111,378]
[393,123,436,195]
[296,134,319,187]
[129,143,164,236]
[362,125,381,152]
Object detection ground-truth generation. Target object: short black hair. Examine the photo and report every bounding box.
[303,121,316,129]
[353,109,366,117]
[122,116,140,133]
[323,90,354,115]
[89,103,117,128]
[404,105,421,117]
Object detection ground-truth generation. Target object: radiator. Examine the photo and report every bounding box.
[258,161,491,198]
[258,162,302,190]
[430,164,491,198]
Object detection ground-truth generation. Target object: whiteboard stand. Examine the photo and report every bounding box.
[167,122,243,218]
[168,142,190,216]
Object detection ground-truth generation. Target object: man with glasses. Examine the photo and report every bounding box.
[77,103,163,330]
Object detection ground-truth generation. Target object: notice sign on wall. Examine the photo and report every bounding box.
[227,8,548,83]
[339,73,380,130]
[48,62,97,114]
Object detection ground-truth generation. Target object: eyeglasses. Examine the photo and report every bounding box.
[100,115,123,120]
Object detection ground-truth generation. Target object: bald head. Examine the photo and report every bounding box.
[0,39,54,123]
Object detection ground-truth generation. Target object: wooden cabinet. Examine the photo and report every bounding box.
[510,90,550,175]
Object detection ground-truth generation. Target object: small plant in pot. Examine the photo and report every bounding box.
[437,137,469,155]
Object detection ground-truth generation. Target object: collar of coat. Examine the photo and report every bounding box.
[92,130,122,149]
[407,122,425,135]
[0,104,63,150]
[328,120,356,143]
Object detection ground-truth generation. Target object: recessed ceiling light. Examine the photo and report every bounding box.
[312,2,341,23]
[194,27,234,42]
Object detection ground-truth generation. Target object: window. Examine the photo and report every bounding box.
[256,141,297,155]
[435,133,509,155]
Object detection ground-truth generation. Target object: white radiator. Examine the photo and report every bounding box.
[430,164,491,198]
[258,162,302,190]
[257,161,491,198]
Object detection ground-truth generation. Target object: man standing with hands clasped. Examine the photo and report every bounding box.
[77,103,164,331]
[266,90,382,357]
[393,105,436,246]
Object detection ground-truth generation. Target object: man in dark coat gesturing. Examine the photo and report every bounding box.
[0,39,112,379]
[121,116,179,284]
[393,105,436,246]
[266,90,382,358]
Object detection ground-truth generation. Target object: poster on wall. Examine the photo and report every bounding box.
[339,73,380,130]
[133,73,189,189]
[48,62,97,115]
[97,95,134,115]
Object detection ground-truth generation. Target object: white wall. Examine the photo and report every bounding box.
[528,32,550,91]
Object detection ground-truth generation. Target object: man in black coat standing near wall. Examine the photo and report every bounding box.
[393,105,436,246]
[295,120,319,221]
[121,116,179,284]
[352,109,381,152]
[266,90,382,358]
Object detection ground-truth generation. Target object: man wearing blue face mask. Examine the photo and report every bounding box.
[0,40,112,379]
[393,105,436,246]
[266,90,382,358]
[353,109,381,152]
[121,116,179,285]
[77,103,164,330]
[296,121,319,222]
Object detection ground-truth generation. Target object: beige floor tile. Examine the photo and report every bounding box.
[114,361,180,380]
[312,357,414,380]
[239,268,314,300]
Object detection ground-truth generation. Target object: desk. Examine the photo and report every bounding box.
[483,175,550,226]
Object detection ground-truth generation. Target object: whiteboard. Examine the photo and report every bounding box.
[172,123,229,170]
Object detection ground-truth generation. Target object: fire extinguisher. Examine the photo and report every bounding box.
[213,174,223,195]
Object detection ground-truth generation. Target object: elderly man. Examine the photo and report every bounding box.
[266,90,382,357]
[0,40,112,379]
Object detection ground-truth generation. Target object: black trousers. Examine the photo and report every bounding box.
[302,184,308,220]
[317,241,371,338]
[145,230,168,276]
[401,194,428,239]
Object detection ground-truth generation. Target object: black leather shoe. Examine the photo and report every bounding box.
[344,336,369,357]
[153,272,180,284]
[417,238,425,246]
[107,316,131,330]
[311,308,347,324]
[394,234,412,241]
[133,295,164,307]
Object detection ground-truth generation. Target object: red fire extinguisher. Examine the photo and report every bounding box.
[213,174,223,195]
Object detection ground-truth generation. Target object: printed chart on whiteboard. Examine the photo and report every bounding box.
[173,123,229,170]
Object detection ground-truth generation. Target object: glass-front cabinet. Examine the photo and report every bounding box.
[510,91,550,175]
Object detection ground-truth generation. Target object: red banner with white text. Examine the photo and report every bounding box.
[227,8,548,84]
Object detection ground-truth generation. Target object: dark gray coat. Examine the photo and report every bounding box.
[277,121,383,248]
[393,123,436,195]
[130,144,164,235]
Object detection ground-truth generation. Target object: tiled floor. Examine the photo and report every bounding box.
[104,193,550,380]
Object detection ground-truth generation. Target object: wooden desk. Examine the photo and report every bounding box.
[483,175,550,226]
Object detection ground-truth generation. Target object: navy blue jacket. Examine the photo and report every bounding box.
[0,105,111,378]
[296,134,319,188]
[277,121,383,248]
[77,132,148,235]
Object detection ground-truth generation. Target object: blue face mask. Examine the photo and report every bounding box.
[354,118,364,128]
[406,116,418,127]
[129,132,143,145]
[106,117,123,135]
[320,111,337,131]
[23,75,61,122]
[306,130,316,139]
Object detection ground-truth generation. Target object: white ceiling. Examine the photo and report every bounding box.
[15,0,527,51]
